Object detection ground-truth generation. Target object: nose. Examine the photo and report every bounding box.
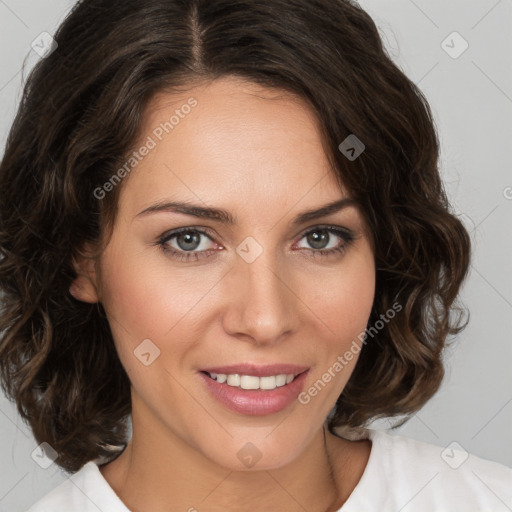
[221,249,297,346]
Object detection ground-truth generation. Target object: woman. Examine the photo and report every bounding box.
[0,0,510,511]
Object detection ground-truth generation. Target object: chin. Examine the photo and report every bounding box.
[194,424,316,472]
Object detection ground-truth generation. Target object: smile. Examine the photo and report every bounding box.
[198,364,310,415]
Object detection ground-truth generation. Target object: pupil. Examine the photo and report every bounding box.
[308,230,329,249]
[177,232,200,251]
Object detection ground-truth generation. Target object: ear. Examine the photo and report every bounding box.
[69,244,101,304]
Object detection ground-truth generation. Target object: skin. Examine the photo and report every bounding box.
[71,75,375,512]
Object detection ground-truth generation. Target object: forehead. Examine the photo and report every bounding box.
[141,75,328,154]
[119,75,347,218]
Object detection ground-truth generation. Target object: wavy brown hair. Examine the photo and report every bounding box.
[0,0,470,473]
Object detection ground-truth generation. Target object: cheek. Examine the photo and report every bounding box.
[306,250,375,345]
[96,239,228,396]
[297,250,375,410]
[98,240,217,342]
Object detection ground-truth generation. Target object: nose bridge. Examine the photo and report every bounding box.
[223,240,295,343]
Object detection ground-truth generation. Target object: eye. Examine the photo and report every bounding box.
[158,227,221,261]
[294,226,355,257]
[157,225,356,262]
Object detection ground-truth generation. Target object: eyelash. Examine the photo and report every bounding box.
[156,225,356,262]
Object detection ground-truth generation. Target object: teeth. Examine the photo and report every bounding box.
[208,372,297,390]
[276,374,286,387]
[241,375,261,389]
[227,374,241,386]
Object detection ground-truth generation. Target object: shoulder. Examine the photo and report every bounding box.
[334,426,512,512]
[26,461,129,512]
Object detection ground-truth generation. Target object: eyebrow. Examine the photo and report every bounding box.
[135,197,358,227]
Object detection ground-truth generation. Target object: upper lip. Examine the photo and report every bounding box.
[200,363,310,377]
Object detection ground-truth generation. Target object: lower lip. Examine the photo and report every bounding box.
[199,371,309,416]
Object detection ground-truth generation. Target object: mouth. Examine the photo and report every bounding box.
[198,364,310,415]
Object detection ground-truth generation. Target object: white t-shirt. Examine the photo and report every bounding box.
[26,427,512,511]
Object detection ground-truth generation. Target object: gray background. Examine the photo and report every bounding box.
[0,1,511,510]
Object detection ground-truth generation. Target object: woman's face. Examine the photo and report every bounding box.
[79,75,375,470]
